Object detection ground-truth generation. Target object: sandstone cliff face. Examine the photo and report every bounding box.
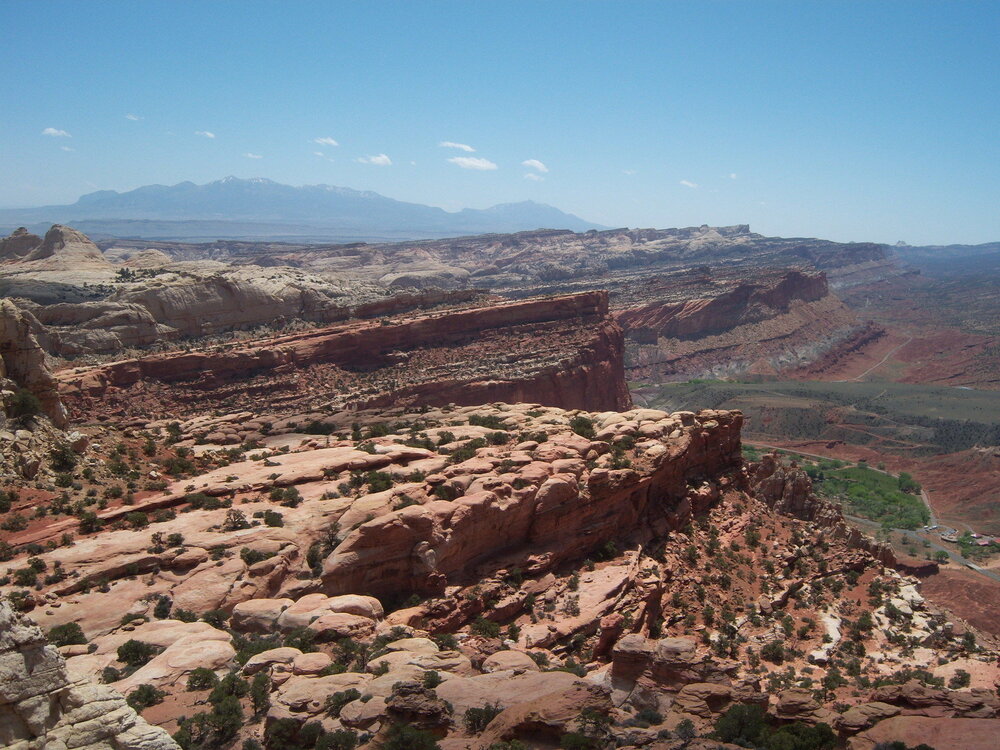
[0,299,67,427]
[617,270,864,380]
[0,600,178,750]
[321,409,742,597]
[57,291,632,419]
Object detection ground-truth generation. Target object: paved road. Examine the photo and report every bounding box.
[845,514,1000,584]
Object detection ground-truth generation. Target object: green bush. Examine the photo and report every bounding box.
[10,389,42,420]
[569,415,596,439]
[325,688,361,717]
[464,702,503,732]
[187,667,220,691]
[381,724,440,750]
[470,616,501,638]
[117,640,159,668]
[126,683,165,710]
[48,622,87,646]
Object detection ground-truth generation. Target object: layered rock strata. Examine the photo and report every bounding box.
[616,270,866,380]
[0,600,177,750]
[57,291,631,419]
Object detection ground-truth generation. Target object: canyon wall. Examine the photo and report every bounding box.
[57,291,632,419]
[616,270,868,380]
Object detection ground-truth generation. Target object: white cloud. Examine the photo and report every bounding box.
[60,145,74,152]
[521,159,548,173]
[42,127,70,137]
[447,156,498,170]
[125,113,142,121]
[314,137,339,147]
[313,151,325,157]
[357,153,392,166]
[195,130,216,138]
[622,169,636,175]
[524,173,544,181]
[244,152,263,159]
[439,141,475,152]
[729,173,738,180]
[679,180,699,189]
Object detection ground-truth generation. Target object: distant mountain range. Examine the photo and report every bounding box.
[0,177,606,242]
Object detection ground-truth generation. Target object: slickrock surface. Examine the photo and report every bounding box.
[0,600,178,750]
[56,291,631,420]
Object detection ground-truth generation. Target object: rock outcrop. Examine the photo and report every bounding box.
[0,600,178,750]
[616,270,865,380]
[749,453,895,564]
[0,298,68,427]
[57,291,632,419]
[320,409,741,597]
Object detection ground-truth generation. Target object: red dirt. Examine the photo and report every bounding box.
[919,567,1000,644]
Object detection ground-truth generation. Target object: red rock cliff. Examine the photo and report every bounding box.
[58,291,632,418]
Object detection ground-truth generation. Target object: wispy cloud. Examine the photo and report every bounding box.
[125,114,142,121]
[42,127,71,137]
[244,152,263,159]
[439,141,475,152]
[521,159,548,173]
[679,179,699,189]
[358,153,392,166]
[729,173,738,180]
[60,145,74,152]
[313,151,325,157]
[447,156,498,170]
[314,137,339,147]
[195,130,216,139]
[524,173,544,181]
[622,169,636,176]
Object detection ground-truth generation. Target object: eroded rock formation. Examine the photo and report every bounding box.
[57,291,631,419]
[0,600,178,750]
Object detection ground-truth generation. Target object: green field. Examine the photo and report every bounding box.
[632,379,1000,455]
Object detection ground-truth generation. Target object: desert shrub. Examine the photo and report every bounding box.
[948,669,971,689]
[117,640,159,668]
[325,688,361,717]
[465,702,504,733]
[569,415,596,439]
[381,724,441,750]
[187,667,220,691]
[263,510,284,527]
[422,670,443,688]
[101,666,121,683]
[761,641,785,664]
[48,622,86,646]
[635,707,663,725]
[126,683,165,710]
[153,595,172,619]
[470,616,501,638]
[50,443,78,472]
[10,388,42,420]
[251,672,271,717]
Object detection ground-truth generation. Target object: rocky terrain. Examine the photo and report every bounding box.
[1,599,177,749]
[54,291,630,421]
[614,270,868,382]
[3,219,999,749]
[0,400,997,749]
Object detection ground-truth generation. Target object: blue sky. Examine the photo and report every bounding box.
[2,0,998,244]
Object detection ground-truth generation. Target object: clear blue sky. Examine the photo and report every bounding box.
[2,0,998,244]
